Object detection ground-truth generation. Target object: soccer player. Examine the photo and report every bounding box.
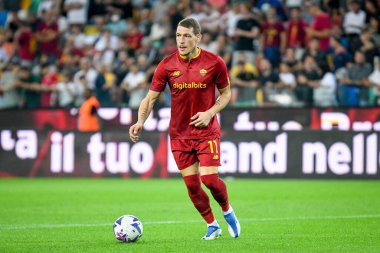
[129,17,240,240]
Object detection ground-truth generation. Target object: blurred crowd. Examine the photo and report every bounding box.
[0,0,379,110]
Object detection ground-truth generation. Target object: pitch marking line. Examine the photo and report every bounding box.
[1,214,380,230]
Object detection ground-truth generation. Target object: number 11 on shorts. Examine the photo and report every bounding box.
[207,140,218,154]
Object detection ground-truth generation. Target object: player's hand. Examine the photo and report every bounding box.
[189,112,212,128]
[129,123,143,143]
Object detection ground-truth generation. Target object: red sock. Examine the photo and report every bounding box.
[183,174,215,224]
[201,174,230,212]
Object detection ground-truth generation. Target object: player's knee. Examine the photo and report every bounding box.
[201,174,219,190]
[184,175,201,195]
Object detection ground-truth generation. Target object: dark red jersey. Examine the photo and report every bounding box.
[150,49,230,139]
[261,21,285,48]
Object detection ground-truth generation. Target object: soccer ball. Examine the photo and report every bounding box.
[113,215,143,243]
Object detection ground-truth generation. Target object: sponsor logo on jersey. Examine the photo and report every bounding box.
[173,82,207,90]
[200,69,207,76]
[171,71,181,77]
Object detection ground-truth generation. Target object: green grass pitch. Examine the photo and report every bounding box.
[0,178,379,253]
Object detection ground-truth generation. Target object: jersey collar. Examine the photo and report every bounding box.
[178,48,202,62]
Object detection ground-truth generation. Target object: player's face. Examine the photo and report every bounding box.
[176,26,201,58]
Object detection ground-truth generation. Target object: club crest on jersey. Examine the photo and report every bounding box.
[171,71,181,77]
[200,69,207,76]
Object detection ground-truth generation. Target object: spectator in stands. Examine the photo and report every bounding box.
[230,60,259,107]
[138,37,158,66]
[368,17,380,46]
[0,61,20,109]
[330,36,352,71]
[159,37,177,58]
[138,8,153,37]
[0,39,8,66]
[305,1,331,52]
[258,58,280,105]
[0,30,14,61]
[340,51,372,107]
[55,70,76,108]
[94,28,120,66]
[188,1,206,23]
[111,0,135,20]
[59,37,83,74]
[199,33,214,52]
[274,62,297,106]
[106,13,128,36]
[6,12,20,34]
[220,2,242,38]
[78,88,100,131]
[120,63,146,108]
[18,65,41,109]
[113,50,130,86]
[209,34,233,69]
[95,64,114,107]
[260,7,286,69]
[64,0,88,25]
[136,54,149,72]
[91,16,106,37]
[233,3,260,67]
[36,9,60,63]
[302,39,329,73]
[149,15,170,46]
[369,56,380,105]
[167,4,183,35]
[72,74,86,107]
[286,7,308,56]
[231,53,259,77]
[364,0,380,24]
[73,57,98,90]
[40,64,58,107]
[335,61,351,106]
[296,56,322,106]
[152,0,170,24]
[68,24,86,51]
[329,6,344,37]
[125,23,144,52]
[313,71,338,107]
[282,47,300,72]
[343,0,366,53]
[256,0,287,21]
[15,21,35,63]
[199,5,221,34]
[358,28,379,65]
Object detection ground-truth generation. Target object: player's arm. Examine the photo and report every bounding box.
[129,90,161,142]
[190,85,231,128]
[208,85,231,117]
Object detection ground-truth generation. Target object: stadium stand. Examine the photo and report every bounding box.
[0,0,379,109]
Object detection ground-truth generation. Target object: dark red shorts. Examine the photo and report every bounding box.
[170,138,221,169]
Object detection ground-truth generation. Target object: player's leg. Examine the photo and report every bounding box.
[197,138,240,238]
[179,163,221,240]
[180,162,215,224]
[172,139,221,240]
[199,166,240,238]
[199,166,229,212]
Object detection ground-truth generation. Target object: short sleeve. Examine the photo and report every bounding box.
[214,57,230,90]
[150,60,167,92]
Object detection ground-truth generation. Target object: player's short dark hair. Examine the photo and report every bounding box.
[178,18,201,35]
